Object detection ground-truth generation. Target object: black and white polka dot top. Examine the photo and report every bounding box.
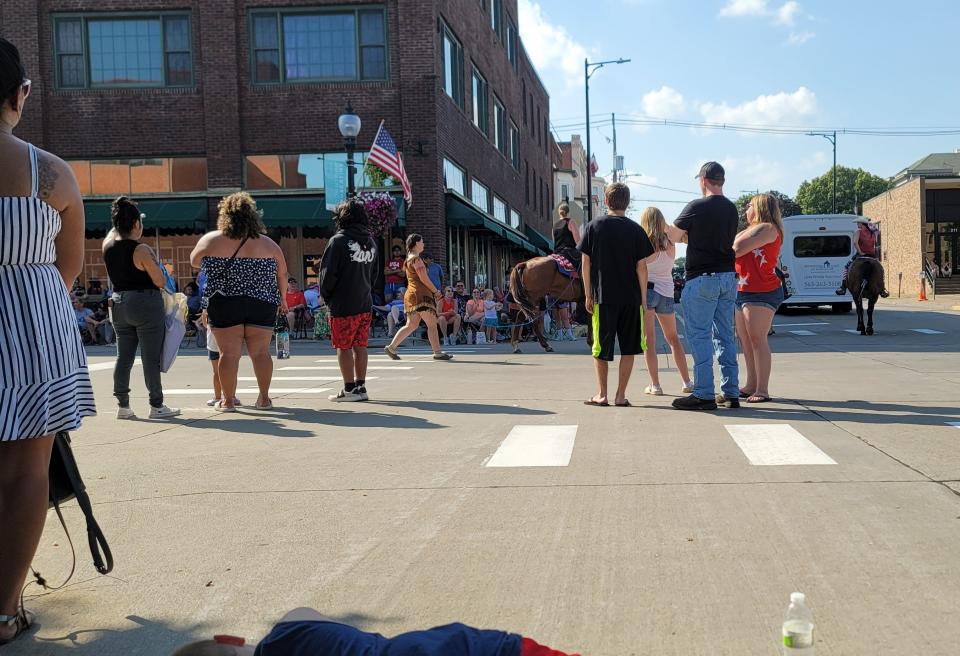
[201,256,281,306]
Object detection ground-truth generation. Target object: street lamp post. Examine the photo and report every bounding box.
[338,102,362,198]
[584,57,630,224]
[808,130,837,213]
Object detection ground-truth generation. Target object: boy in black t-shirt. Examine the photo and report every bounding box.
[578,182,654,407]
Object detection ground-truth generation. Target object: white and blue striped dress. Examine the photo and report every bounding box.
[0,144,96,440]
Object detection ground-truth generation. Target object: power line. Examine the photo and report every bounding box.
[624,180,699,195]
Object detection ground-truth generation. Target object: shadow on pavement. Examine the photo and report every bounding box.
[23,610,403,655]
[213,408,447,430]
[365,400,554,416]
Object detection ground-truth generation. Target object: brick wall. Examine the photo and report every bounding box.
[862,177,924,297]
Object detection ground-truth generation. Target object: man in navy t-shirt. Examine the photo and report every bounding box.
[173,608,578,656]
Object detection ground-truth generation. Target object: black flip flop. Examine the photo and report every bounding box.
[584,399,609,407]
[747,395,773,403]
[615,400,632,407]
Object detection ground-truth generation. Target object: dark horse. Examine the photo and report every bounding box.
[508,257,584,353]
[846,257,884,335]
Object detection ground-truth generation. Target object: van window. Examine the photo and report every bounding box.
[793,235,851,258]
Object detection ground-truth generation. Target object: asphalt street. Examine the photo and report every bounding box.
[9,303,960,655]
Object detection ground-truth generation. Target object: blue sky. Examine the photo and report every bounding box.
[520,0,960,221]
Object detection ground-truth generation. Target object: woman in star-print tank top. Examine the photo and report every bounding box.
[733,194,784,404]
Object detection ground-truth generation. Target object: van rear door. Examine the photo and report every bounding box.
[787,232,853,298]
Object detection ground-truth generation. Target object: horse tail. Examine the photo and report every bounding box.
[511,262,538,318]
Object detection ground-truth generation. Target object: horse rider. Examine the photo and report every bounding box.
[553,202,582,270]
[837,218,889,297]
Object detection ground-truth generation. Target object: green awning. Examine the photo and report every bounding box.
[256,197,332,228]
[525,224,554,251]
[445,193,539,254]
[258,194,406,229]
[84,198,208,231]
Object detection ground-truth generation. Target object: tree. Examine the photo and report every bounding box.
[363,162,396,189]
[673,256,686,270]
[796,166,891,215]
[735,190,803,229]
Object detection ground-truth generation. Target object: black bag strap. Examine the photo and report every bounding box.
[224,235,250,274]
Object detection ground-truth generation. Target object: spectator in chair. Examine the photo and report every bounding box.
[384,244,405,297]
[422,253,444,291]
[71,295,97,343]
[438,286,461,346]
[464,287,485,344]
[285,278,307,333]
[373,291,406,337]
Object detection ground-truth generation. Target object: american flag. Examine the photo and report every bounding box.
[367,121,412,206]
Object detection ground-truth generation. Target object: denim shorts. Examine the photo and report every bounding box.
[736,287,785,312]
[646,290,676,314]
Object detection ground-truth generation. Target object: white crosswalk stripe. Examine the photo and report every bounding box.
[911,328,945,335]
[789,330,817,336]
[486,425,579,467]
[725,424,837,466]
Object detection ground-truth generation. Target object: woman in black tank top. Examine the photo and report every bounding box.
[552,202,582,269]
[101,196,180,420]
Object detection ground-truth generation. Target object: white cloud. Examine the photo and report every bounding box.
[518,0,589,85]
[719,0,769,17]
[698,87,817,126]
[642,86,687,118]
[786,31,816,46]
[775,1,801,25]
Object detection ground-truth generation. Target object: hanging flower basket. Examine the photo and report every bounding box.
[357,191,398,238]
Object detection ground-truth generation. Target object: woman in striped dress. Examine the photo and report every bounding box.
[0,38,96,645]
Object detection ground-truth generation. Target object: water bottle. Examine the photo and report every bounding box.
[782,592,815,655]
[275,315,291,360]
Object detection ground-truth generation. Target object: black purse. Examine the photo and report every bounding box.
[32,431,113,593]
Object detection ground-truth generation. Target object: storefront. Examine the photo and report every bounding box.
[445,192,545,291]
[924,187,960,275]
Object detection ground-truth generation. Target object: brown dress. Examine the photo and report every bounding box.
[403,255,436,315]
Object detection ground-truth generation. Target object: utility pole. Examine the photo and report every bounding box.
[611,113,618,182]
[584,57,630,224]
[807,130,838,213]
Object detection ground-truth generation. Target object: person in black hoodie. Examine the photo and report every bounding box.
[318,199,378,402]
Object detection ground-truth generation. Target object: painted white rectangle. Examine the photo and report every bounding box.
[725,425,837,466]
[789,330,817,336]
[164,387,331,395]
[844,329,860,334]
[773,322,830,328]
[238,376,379,382]
[280,366,413,371]
[485,425,578,468]
[948,422,960,429]
[911,328,945,335]
[88,360,141,372]
[314,358,431,364]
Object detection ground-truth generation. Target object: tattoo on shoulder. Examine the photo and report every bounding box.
[37,152,60,201]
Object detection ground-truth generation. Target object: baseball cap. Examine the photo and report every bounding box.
[695,161,725,183]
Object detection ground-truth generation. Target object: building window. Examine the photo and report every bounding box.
[536,106,542,147]
[561,183,569,200]
[441,21,464,107]
[506,23,517,67]
[522,80,527,125]
[245,153,393,191]
[490,0,502,38]
[471,179,490,214]
[510,209,521,230]
[544,117,550,153]
[471,68,488,135]
[69,158,207,196]
[250,8,387,84]
[493,196,507,224]
[443,158,466,195]
[493,97,506,154]
[524,161,530,205]
[54,14,193,88]
[509,122,520,170]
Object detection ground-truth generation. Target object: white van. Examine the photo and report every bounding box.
[777,214,860,312]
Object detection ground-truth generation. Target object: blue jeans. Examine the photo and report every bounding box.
[681,273,739,400]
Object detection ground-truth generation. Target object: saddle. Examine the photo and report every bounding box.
[548,254,580,279]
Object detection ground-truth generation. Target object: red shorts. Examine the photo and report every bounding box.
[330,312,372,350]
[521,637,579,656]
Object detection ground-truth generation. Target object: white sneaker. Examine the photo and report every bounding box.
[116,407,136,420]
[329,389,363,402]
[149,405,181,419]
[681,381,694,394]
[644,385,664,396]
[355,386,369,401]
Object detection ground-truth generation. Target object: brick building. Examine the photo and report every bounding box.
[0,0,554,291]
[863,152,960,297]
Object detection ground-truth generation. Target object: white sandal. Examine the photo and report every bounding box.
[644,384,664,396]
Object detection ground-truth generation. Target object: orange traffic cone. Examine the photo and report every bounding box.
[919,278,927,301]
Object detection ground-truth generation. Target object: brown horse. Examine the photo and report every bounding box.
[508,257,584,353]
[846,257,884,335]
